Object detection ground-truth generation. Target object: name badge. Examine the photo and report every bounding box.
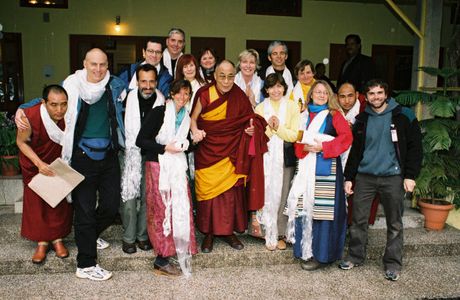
[390,124,398,142]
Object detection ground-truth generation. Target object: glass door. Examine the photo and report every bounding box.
[0,32,24,112]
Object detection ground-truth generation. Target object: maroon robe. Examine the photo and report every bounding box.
[193,84,268,234]
[20,104,73,242]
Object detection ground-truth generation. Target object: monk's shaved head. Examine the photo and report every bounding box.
[214,60,236,94]
[215,59,235,73]
[337,82,359,113]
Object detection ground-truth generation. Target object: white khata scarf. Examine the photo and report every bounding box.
[340,99,361,170]
[344,99,360,124]
[259,97,287,249]
[155,100,192,276]
[40,103,64,145]
[234,72,263,105]
[185,79,204,113]
[121,88,165,202]
[128,61,162,91]
[162,49,183,76]
[285,109,334,260]
[61,68,111,163]
[292,81,306,105]
[265,66,294,95]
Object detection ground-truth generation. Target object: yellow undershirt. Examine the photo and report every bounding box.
[195,85,246,201]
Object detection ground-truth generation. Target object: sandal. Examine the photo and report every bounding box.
[277,239,287,250]
[248,212,264,239]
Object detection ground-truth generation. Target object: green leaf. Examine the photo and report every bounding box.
[394,91,431,106]
[429,95,456,118]
[423,122,451,151]
[419,67,460,79]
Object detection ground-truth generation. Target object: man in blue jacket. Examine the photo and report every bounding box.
[339,79,422,281]
[118,37,172,98]
[15,48,127,281]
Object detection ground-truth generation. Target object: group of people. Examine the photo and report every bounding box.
[15,29,422,282]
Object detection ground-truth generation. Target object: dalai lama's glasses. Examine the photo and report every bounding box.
[217,74,235,81]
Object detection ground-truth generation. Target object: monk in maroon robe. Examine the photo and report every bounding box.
[190,60,268,253]
[17,85,73,264]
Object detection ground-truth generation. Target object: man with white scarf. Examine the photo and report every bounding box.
[162,28,185,77]
[63,48,126,281]
[120,64,165,254]
[265,41,294,96]
[337,82,361,167]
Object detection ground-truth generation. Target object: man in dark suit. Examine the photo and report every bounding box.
[337,34,375,93]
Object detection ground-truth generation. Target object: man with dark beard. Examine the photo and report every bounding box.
[120,64,165,254]
[339,79,422,281]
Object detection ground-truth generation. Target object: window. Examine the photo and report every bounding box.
[20,0,68,9]
[246,0,301,17]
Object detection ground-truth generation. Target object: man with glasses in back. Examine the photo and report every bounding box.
[119,37,172,97]
[190,60,268,253]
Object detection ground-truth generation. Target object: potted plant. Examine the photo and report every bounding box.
[0,111,20,176]
[395,67,460,230]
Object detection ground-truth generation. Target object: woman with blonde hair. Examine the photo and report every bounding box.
[285,80,352,270]
[235,49,264,108]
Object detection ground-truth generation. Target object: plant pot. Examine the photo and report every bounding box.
[1,155,20,176]
[418,199,454,231]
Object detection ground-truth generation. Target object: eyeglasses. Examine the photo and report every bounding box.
[217,74,235,81]
[313,90,328,95]
[146,49,162,55]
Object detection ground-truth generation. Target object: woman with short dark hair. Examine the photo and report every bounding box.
[198,48,218,83]
[290,59,316,109]
[251,73,300,251]
[136,79,198,277]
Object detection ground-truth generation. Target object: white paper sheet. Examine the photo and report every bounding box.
[28,158,84,208]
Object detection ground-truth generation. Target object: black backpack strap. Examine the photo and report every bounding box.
[73,101,90,152]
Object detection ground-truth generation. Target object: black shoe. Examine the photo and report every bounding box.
[300,258,326,271]
[201,234,214,253]
[122,241,137,254]
[137,239,153,251]
[153,263,181,277]
[223,234,244,250]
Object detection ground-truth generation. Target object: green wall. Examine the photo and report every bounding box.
[0,0,427,100]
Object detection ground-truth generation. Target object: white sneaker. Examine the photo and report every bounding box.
[96,238,109,250]
[76,264,113,281]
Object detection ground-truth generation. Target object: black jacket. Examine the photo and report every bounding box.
[337,54,375,93]
[344,104,422,181]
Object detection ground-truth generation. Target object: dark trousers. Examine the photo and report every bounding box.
[72,149,121,268]
[345,173,404,271]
